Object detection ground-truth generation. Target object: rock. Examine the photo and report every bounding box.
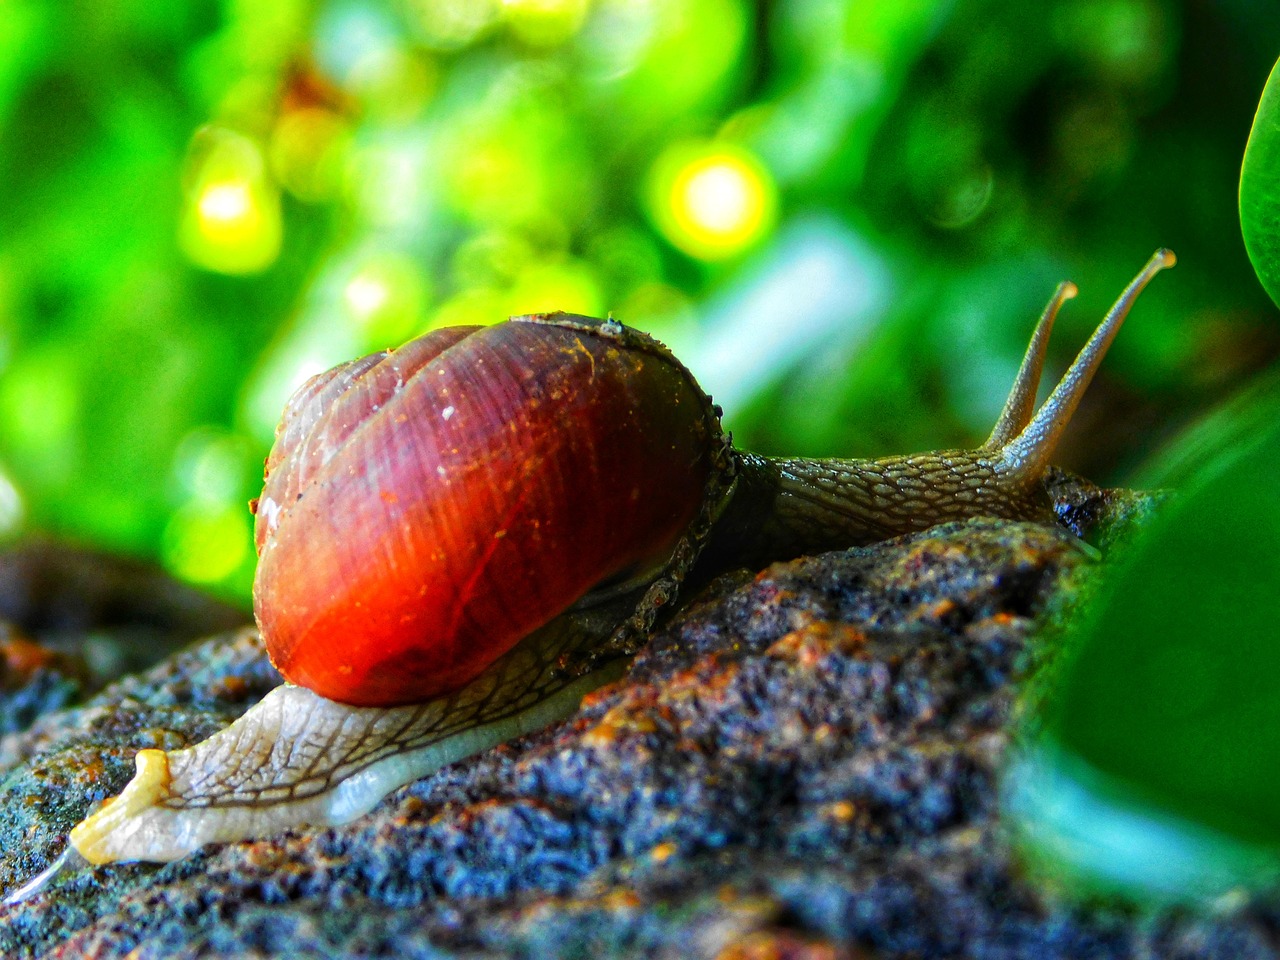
[0,506,1273,959]
[0,539,251,735]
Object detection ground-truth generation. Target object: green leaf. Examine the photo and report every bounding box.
[1008,385,1280,903]
[1241,56,1280,312]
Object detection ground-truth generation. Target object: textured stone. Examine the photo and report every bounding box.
[0,539,250,737]
[0,501,1273,959]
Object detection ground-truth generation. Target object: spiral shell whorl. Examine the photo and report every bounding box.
[252,316,717,706]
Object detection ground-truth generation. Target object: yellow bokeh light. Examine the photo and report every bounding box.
[506,260,603,317]
[648,142,777,260]
[179,127,283,275]
[162,502,251,586]
[198,181,254,223]
[501,0,590,46]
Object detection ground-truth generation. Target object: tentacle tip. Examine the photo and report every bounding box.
[1060,281,1079,300]
[1155,248,1176,268]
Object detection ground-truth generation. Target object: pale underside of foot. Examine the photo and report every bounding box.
[70,639,625,864]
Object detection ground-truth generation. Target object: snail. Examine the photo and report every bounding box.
[49,250,1173,872]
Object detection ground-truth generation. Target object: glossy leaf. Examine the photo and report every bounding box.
[1241,56,1280,312]
[1009,385,1280,902]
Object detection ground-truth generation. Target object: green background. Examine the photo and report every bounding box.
[0,0,1277,602]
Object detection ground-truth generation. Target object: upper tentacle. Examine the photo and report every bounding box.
[994,249,1175,482]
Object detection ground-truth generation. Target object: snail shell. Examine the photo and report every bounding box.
[253,315,723,706]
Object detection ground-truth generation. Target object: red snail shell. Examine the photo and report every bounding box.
[251,314,718,706]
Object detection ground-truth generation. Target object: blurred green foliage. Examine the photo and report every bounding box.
[0,0,1277,603]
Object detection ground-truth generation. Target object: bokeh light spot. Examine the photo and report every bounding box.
[507,259,604,317]
[683,163,757,234]
[162,502,251,586]
[341,251,429,346]
[172,428,254,506]
[0,464,24,537]
[270,108,352,203]
[647,142,777,260]
[502,0,591,47]
[180,128,282,275]
[198,181,253,223]
[404,0,499,49]
[346,273,389,316]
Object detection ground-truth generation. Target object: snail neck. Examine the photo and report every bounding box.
[706,450,1053,569]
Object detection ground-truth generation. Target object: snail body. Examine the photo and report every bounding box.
[57,250,1174,871]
